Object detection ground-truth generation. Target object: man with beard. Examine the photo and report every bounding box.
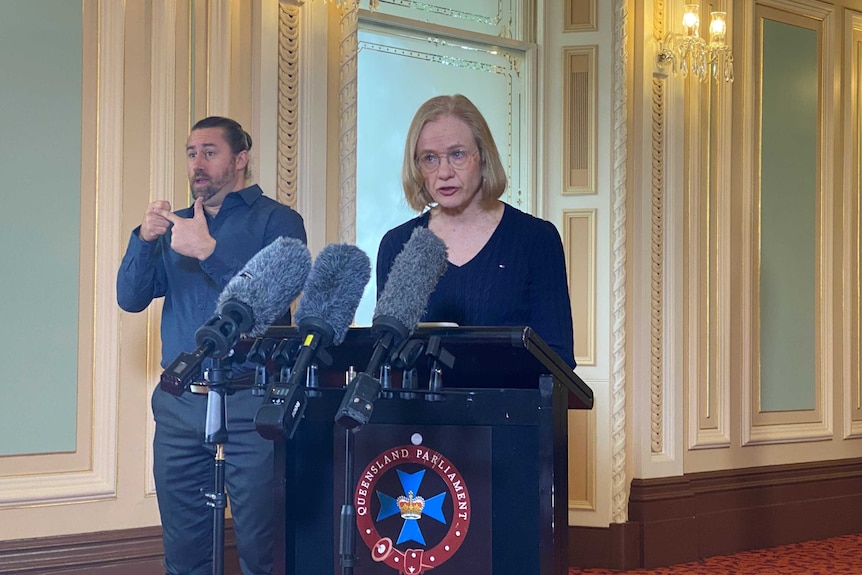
[117,116,306,575]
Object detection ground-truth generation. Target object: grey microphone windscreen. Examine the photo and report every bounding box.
[215,236,312,337]
[374,227,448,333]
[294,243,371,345]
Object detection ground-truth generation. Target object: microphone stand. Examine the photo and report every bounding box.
[339,426,357,575]
[333,322,411,573]
[202,356,233,575]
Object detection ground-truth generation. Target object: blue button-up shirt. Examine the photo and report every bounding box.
[117,184,307,371]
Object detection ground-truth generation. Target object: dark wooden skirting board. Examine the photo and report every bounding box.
[569,457,862,570]
[0,522,240,575]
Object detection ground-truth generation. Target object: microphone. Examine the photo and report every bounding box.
[294,243,372,348]
[335,227,448,429]
[160,237,312,396]
[215,236,313,339]
[255,243,371,440]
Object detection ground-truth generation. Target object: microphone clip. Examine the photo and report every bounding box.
[335,372,382,430]
[255,383,308,441]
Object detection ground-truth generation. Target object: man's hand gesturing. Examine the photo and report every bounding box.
[140,200,173,242]
[154,197,217,261]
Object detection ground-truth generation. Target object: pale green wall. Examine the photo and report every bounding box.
[759,19,817,412]
[0,0,82,454]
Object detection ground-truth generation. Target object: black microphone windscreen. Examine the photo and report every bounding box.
[215,236,312,337]
[294,243,371,345]
[374,227,448,332]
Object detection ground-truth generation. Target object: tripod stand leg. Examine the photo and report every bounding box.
[206,444,227,575]
[202,365,230,575]
[339,428,357,575]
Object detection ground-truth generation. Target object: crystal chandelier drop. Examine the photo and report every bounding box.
[658,4,734,82]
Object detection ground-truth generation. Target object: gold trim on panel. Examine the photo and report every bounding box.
[567,408,595,510]
[208,0,232,115]
[0,8,95,479]
[229,1,254,127]
[284,0,330,253]
[562,46,596,195]
[145,0,181,498]
[150,2,179,223]
[521,0,537,44]
[684,60,716,448]
[563,210,596,366]
[844,13,862,439]
[193,0,209,118]
[736,0,759,452]
[652,0,664,43]
[687,4,734,451]
[742,1,834,446]
[251,0,280,199]
[277,2,300,208]
[0,0,124,508]
[649,75,666,455]
[337,3,359,244]
[563,0,596,33]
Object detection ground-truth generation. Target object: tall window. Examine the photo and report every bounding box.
[354,0,533,324]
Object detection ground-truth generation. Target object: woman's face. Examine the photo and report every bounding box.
[415,115,483,213]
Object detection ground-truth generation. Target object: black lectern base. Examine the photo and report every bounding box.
[258,326,592,575]
[275,383,566,575]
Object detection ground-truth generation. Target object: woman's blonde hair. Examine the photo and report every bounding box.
[401,94,507,212]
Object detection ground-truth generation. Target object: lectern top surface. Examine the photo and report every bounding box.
[260,325,593,410]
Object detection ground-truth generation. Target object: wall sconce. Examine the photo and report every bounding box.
[657,4,734,82]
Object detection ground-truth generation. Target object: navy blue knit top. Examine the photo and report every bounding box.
[376,203,576,368]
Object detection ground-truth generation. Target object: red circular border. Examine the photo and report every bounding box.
[354,445,471,572]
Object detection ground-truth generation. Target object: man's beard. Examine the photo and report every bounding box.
[191,185,216,202]
[190,165,235,202]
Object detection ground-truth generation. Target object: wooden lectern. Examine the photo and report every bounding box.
[260,325,593,575]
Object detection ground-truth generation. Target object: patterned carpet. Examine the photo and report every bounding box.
[569,533,862,574]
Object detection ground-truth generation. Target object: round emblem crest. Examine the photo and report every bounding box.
[354,444,471,573]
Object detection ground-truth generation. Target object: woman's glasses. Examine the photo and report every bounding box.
[416,149,478,173]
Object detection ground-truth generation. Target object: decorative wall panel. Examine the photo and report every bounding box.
[568,408,595,510]
[208,0,231,114]
[564,210,596,365]
[564,0,596,32]
[277,2,300,208]
[0,0,83,461]
[560,194,597,518]
[845,13,862,439]
[0,0,123,507]
[563,46,596,195]
[687,8,734,451]
[742,1,834,445]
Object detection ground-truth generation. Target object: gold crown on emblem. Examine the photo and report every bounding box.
[397,491,425,520]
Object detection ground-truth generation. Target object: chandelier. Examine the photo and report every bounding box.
[657,4,733,82]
